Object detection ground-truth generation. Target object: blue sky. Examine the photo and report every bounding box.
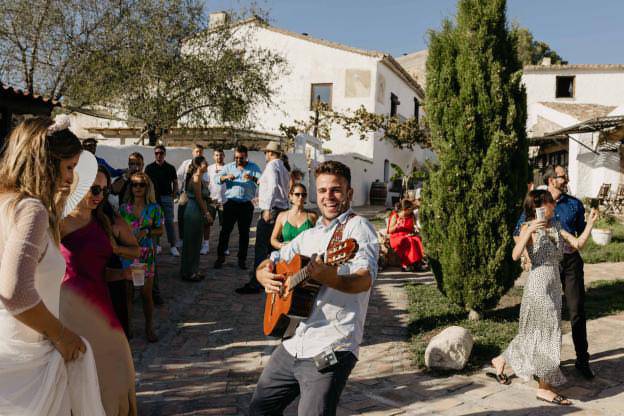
[206,0,624,64]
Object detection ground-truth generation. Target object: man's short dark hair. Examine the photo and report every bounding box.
[129,152,144,161]
[542,166,556,186]
[235,144,248,154]
[315,161,351,186]
[194,143,204,150]
[82,138,97,146]
[154,144,166,153]
[213,147,224,154]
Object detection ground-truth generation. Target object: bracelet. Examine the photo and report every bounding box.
[52,324,65,344]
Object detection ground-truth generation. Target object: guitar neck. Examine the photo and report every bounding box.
[289,253,328,288]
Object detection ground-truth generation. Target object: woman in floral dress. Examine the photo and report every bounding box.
[119,172,164,342]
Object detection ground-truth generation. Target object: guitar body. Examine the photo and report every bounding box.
[262,238,359,338]
[263,254,322,338]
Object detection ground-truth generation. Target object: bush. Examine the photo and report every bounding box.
[421,0,528,312]
[583,221,624,263]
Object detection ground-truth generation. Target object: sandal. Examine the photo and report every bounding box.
[183,273,202,282]
[487,357,511,385]
[486,371,511,385]
[536,394,571,406]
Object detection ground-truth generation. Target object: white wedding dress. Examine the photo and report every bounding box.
[0,200,105,415]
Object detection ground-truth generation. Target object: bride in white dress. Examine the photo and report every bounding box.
[0,117,105,415]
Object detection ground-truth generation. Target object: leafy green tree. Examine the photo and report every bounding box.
[0,0,127,97]
[511,23,566,66]
[1,1,285,144]
[66,3,285,143]
[420,0,528,317]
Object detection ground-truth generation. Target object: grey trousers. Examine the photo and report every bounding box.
[249,344,357,416]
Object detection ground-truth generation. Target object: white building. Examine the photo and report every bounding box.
[203,16,434,206]
[523,61,624,198]
[71,15,436,206]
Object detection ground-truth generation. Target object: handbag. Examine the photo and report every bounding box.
[178,191,189,206]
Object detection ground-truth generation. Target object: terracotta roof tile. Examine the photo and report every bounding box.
[539,102,616,121]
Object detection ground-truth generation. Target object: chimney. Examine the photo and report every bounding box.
[541,57,552,66]
[209,11,230,28]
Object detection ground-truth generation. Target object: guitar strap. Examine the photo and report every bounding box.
[327,212,356,250]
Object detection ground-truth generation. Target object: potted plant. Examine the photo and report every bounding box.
[591,214,616,246]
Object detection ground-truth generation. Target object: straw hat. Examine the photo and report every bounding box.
[263,142,283,154]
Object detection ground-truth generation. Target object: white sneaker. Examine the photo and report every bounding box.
[156,245,162,255]
[224,249,230,256]
[200,241,209,255]
[170,246,180,257]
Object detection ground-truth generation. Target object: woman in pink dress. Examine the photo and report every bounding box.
[60,166,138,416]
[388,199,427,272]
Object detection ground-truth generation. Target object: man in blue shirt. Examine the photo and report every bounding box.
[82,138,126,178]
[514,165,593,379]
[214,145,262,269]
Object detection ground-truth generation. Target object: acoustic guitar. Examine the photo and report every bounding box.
[263,238,359,337]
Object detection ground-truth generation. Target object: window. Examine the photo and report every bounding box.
[390,93,400,116]
[383,159,390,182]
[414,98,420,122]
[310,83,333,109]
[556,76,575,98]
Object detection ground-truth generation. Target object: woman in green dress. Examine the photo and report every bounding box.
[180,156,212,281]
[270,183,317,249]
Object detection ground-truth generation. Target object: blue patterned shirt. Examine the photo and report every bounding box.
[514,193,586,237]
[217,161,262,202]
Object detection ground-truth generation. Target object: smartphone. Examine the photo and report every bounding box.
[589,198,599,209]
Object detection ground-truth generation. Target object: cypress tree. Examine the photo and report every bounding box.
[421,0,528,315]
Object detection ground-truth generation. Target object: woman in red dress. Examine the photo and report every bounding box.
[388,199,426,272]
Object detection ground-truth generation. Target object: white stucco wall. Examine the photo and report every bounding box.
[370,62,435,198]
[236,24,379,159]
[524,69,624,106]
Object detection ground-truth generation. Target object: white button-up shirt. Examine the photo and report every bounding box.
[207,163,226,204]
[176,158,209,190]
[269,209,379,359]
[258,158,290,211]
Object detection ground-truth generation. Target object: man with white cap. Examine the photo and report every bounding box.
[235,142,290,294]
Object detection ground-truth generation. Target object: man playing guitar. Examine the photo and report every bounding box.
[251,161,380,416]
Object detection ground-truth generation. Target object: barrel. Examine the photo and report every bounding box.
[369,180,387,206]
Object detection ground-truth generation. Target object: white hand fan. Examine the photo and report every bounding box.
[62,151,98,218]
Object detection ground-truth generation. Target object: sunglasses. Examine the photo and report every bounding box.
[90,185,108,196]
[154,151,165,155]
[292,192,307,197]
[131,182,147,188]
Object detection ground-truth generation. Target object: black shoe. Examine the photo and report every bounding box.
[575,361,595,379]
[238,259,248,270]
[153,292,164,306]
[235,283,262,294]
[214,257,225,269]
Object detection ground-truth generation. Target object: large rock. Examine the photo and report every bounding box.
[424,326,474,370]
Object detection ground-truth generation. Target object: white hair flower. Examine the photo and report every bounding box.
[47,114,71,134]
